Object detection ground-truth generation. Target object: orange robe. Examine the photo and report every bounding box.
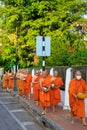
[9,73,14,89]
[33,75,41,101]
[18,78,21,92]
[18,74,22,93]
[3,74,9,89]
[50,77,63,106]
[16,73,20,90]
[19,74,25,95]
[40,75,51,107]
[21,78,26,95]
[69,78,87,118]
[24,74,32,94]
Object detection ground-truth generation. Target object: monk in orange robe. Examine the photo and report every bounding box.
[50,70,63,112]
[19,69,24,95]
[40,70,51,115]
[32,70,41,105]
[24,69,32,100]
[16,69,22,95]
[21,70,26,96]
[3,71,9,91]
[16,69,21,91]
[8,72,14,92]
[68,71,87,126]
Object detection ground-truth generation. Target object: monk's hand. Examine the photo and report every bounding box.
[73,94,77,99]
[38,81,40,83]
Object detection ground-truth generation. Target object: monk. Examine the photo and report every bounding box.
[21,69,26,97]
[16,69,21,91]
[24,69,32,100]
[68,71,87,126]
[3,71,9,91]
[17,69,22,95]
[50,70,63,112]
[8,71,14,92]
[45,69,52,78]
[32,70,41,105]
[40,70,51,115]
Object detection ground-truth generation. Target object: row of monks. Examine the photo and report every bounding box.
[3,69,87,125]
[3,69,63,115]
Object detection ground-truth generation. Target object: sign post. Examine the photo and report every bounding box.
[36,36,50,71]
[42,36,45,71]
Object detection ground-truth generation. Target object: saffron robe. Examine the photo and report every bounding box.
[9,73,14,89]
[50,77,63,106]
[24,74,32,94]
[69,78,87,118]
[19,73,25,95]
[16,73,20,90]
[32,75,41,101]
[40,75,51,107]
[3,74,9,89]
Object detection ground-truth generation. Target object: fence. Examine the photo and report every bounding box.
[12,65,87,90]
[46,66,87,90]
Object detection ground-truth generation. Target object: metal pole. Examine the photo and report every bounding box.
[15,27,18,73]
[14,27,18,91]
[42,36,45,71]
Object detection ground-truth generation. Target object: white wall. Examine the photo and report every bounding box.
[63,68,72,110]
[85,99,87,117]
[58,90,65,107]
[0,69,3,77]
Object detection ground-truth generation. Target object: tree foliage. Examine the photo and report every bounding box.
[0,0,87,70]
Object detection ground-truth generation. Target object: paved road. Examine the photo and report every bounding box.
[0,88,47,130]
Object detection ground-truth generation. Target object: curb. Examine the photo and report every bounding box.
[12,93,64,130]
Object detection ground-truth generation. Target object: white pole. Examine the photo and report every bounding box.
[63,67,72,110]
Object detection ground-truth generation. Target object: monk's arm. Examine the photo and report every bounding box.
[69,81,77,98]
[32,76,37,84]
[40,79,43,90]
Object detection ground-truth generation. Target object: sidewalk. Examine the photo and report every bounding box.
[12,92,87,130]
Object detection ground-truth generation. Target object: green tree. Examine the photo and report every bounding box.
[0,0,87,70]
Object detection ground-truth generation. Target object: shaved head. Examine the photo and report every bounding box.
[75,71,82,76]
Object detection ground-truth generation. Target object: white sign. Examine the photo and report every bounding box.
[36,36,50,56]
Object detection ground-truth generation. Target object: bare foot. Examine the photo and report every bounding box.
[71,120,74,124]
[28,98,30,100]
[83,122,87,126]
[23,95,26,99]
[53,106,56,112]
[28,97,30,100]
[41,111,45,115]
[36,101,39,105]
[26,98,30,102]
[44,112,47,115]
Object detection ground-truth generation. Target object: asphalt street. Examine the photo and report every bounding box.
[0,86,47,130]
